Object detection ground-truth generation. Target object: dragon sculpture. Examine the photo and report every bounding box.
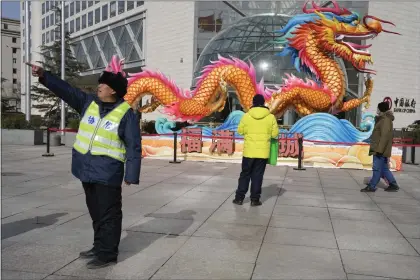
[123,0,400,122]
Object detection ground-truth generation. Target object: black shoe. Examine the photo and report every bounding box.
[360,186,376,192]
[385,184,399,192]
[232,199,244,205]
[86,257,117,269]
[250,200,262,206]
[79,248,97,259]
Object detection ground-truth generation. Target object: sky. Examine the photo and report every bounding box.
[1,1,20,20]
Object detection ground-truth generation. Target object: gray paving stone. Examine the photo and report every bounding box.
[1,270,48,280]
[1,243,79,274]
[379,204,420,215]
[208,209,271,226]
[219,196,277,214]
[276,197,327,207]
[394,223,420,239]
[346,273,400,280]
[148,206,215,221]
[169,236,260,263]
[408,238,420,253]
[323,187,365,195]
[332,219,403,238]
[327,201,381,211]
[282,185,324,193]
[341,250,420,280]
[163,197,223,210]
[193,221,266,241]
[270,214,333,232]
[281,191,325,200]
[151,256,253,280]
[371,196,420,206]
[56,253,169,279]
[193,183,236,193]
[329,208,388,222]
[325,193,372,203]
[273,204,330,218]
[336,234,419,256]
[254,243,346,279]
[181,189,231,202]
[264,227,337,249]
[127,216,203,236]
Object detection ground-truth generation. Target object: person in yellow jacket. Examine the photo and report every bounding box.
[233,94,279,206]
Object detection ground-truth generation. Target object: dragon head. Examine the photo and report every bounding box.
[276,1,400,76]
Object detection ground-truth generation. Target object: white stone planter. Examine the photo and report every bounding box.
[1,129,44,145]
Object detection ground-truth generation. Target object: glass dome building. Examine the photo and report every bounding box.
[193,13,359,125]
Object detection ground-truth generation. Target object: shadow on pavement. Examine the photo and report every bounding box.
[1,212,68,240]
[118,210,196,262]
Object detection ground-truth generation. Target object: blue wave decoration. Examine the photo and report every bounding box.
[154,111,374,143]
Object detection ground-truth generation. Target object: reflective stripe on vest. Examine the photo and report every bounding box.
[73,100,131,162]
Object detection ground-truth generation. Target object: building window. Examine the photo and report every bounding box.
[12,37,17,43]
[70,20,74,33]
[118,1,125,14]
[88,11,93,26]
[13,79,17,84]
[50,14,54,26]
[46,1,50,12]
[102,5,108,21]
[136,1,144,7]
[13,68,17,74]
[82,1,86,10]
[42,33,45,44]
[13,58,17,64]
[46,31,50,43]
[46,15,50,28]
[95,8,100,24]
[51,30,54,41]
[110,1,116,17]
[12,48,17,54]
[76,1,80,13]
[70,2,74,16]
[65,22,69,33]
[64,5,69,19]
[42,2,45,14]
[95,1,100,4]
[88,1,93,7]
[3,24,8,29]
[42,18,45,29]
[82,14,87,29]
[127,1,134,11]
[76,17,80,32]
[55,27,60,40]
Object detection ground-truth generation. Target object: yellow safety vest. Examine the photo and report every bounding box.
[73,101,131,162]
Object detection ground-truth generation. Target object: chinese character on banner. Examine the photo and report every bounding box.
[394,98,399,108]
[411,99,416,108]
[209,130,235,155]
[405,99,410,108]
[399,98,405,107]
[278,133,303,158]
[180,128,203,153]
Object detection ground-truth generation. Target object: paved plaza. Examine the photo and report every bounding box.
[1,145,420,280]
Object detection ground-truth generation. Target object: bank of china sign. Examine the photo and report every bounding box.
[383,97,416,114]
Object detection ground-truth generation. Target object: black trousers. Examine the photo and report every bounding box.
[235,157,267,200]
[82,183,122,262]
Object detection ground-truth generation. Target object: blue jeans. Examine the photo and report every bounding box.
[368,155,397,189]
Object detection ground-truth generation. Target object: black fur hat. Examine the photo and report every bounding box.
[98,55,128,98]
[98,71,128,98]
[377,101,389,113]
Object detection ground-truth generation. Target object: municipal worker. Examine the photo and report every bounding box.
[233,94,279,206]
[26,57,141,269]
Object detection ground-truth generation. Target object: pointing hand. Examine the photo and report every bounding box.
[25,62,44,78]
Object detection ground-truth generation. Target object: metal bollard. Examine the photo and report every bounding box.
[42,128,55,157]
[169,132,181,164]
[409,139,419,165]
[293,135,306,171]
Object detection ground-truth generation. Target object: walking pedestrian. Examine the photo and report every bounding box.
[233,94,279,206]
[361,101,399,192]
[26,56,141,269]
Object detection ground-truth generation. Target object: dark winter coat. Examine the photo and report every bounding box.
[369,110,394,158]
[39,72,141,186]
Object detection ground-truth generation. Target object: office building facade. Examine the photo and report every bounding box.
[21,1,420,128]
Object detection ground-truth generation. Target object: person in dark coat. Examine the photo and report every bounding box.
[26,57,141,269]
[361,101,399,192]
